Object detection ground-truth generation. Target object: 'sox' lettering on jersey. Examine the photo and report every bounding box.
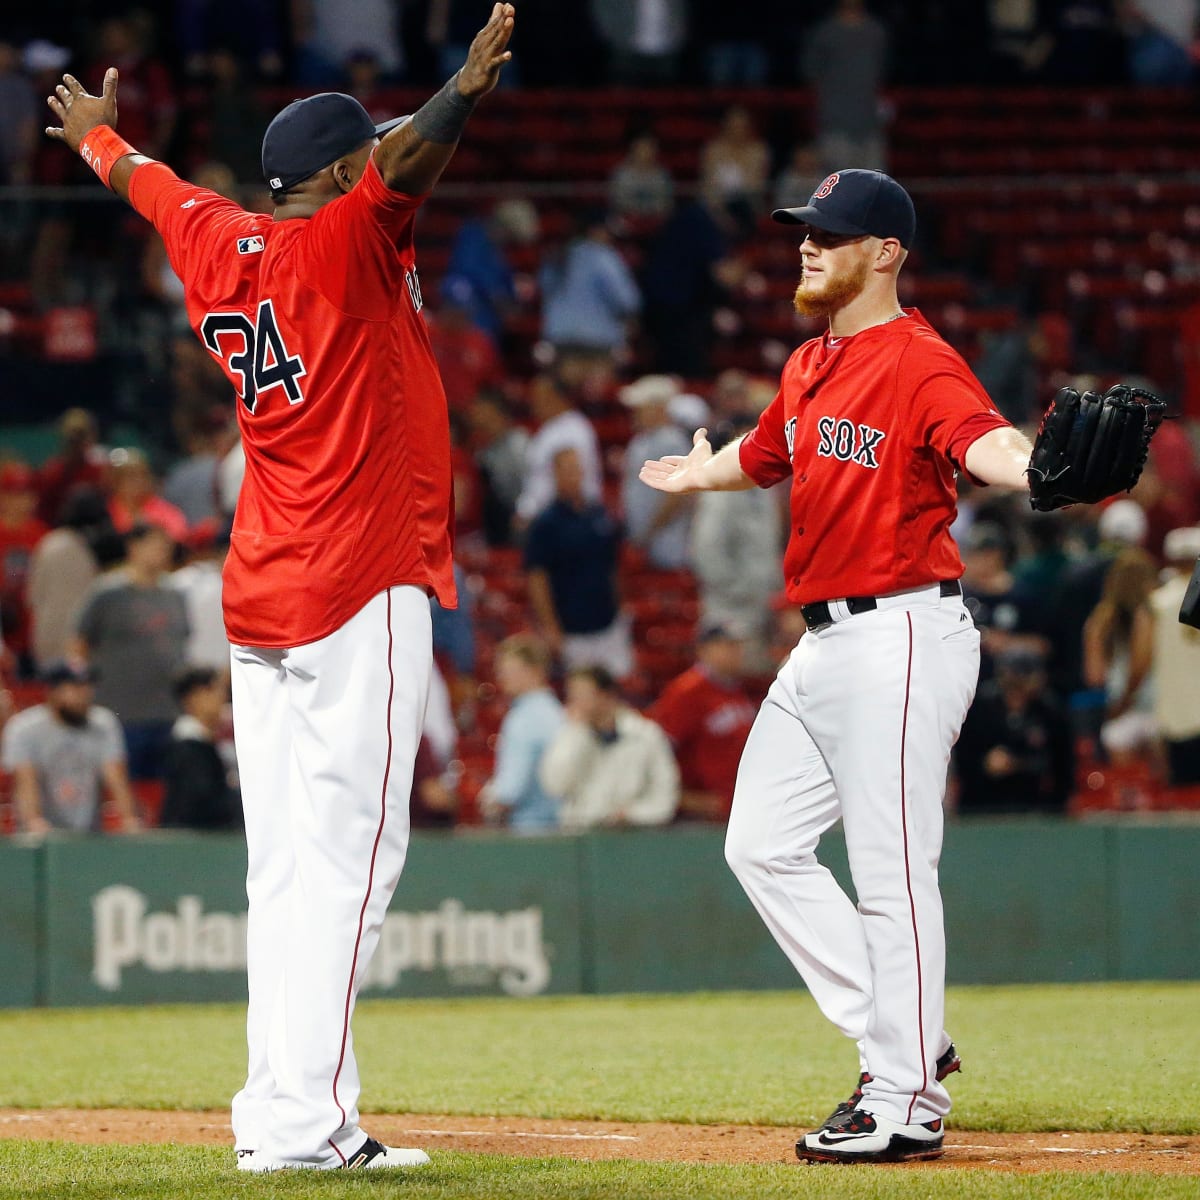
[200,298,307,414]
[784,416,797,458]
[816,415,887,470]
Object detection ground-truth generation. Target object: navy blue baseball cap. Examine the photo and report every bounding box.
[773,169,917,249]
[262,93,408,192]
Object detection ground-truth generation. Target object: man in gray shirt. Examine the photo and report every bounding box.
[620,374,693,569]
[72,522,189,780]
[803,0,889,174]
[1,659,138,833]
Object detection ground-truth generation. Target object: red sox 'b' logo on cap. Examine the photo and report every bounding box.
[813,174,840,200]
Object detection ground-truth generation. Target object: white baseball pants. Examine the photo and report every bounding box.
[725,585,979,1125]
[229,585,432,1166]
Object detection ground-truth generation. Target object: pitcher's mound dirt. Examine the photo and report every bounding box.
[1,1109,1196,1175]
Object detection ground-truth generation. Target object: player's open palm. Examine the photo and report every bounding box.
[46,69,119,152]
[640,428,713,494]
[458,3,516,100]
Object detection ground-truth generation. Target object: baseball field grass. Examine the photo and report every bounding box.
[1,983,1197,1198]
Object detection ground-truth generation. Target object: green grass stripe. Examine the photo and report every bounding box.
[1,983,1197,1133]
[0,1143,1194,1200]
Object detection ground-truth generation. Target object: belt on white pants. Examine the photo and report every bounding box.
[800,579,962,632]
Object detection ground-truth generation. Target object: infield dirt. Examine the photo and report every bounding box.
[0,1110,1195,1177]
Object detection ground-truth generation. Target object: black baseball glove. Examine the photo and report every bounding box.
[1026,384,1167,512]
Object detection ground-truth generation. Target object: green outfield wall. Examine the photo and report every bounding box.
[1,819,1197,1006]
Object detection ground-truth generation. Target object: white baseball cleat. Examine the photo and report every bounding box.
[797,1108,944,1164]
[236,1137,431,1172]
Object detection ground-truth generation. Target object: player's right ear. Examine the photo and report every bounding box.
[331,159,355,194]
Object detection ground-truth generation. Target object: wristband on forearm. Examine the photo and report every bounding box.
[78,125,136,189]
[411,72,477,144]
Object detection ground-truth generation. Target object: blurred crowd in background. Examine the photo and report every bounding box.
[2,1,1200,836]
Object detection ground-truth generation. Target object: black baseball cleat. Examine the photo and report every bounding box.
[819,1044,961,1130]
[796,1108,945,1164]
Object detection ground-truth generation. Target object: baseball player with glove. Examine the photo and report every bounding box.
[641,169,1163,1164]
[47,3,516,1172]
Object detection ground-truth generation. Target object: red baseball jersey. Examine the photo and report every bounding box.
[648,666,757,814]
[739,309,1009,605]
[128,154,456,647]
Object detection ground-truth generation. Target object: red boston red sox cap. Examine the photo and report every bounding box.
[773,169,916,249]
[262,93,408,193]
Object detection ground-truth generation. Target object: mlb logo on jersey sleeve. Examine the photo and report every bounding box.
[237,236,265,255]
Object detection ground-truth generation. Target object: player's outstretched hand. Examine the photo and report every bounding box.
[458,3,516,101]
[639,427,713,494]
[45,68,119,152]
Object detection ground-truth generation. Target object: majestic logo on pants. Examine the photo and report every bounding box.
[816,416,887,469]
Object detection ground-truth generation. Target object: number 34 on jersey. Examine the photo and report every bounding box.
[201,299,306,415]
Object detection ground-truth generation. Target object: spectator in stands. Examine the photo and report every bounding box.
[89,15,177,160]
[1047,0,1128,83]
[590,0,688,84]
[35,408,107,528]
[802,0,889,174]
[960,521,1049,676]
[1085,547,1158,766]
[428,277,504,413]
[427,0,510,81]
[28,487,108,673]
[161,666,240,830]
[163,417,224,528]
[649,623,757,822]
[690,419,783,657]
[176,0,285,79]
[539,208,641,386]
[1047,498,1148,706]
[409,736,459,828]
[695,0,772,84]
[955,646,1074,816]
[469,391,529,546]
[1150,527,1200,785]
[620,374,693,569]
[641,191,740,377]
[608,131,675,220]
[1118,1,1195,84]
[479,633,565,832]
[106,448,189,545]
[514,374,603,525]
[0,40,37,185]
[525,447,632,677]
[432,561,478,727]
[0,464,48,677]
[1,659,138,834]
[202,50,271,184]
[540,665,679,828]
[169,521,230,673]
[72,522,189,781]
[293,0,406,84]
[700,105,771,221]
[446,199,538,344]
[773,143,822,211]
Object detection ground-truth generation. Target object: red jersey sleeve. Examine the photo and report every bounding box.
[297,152,427,320]
[738,386,794,488]
[904,338,1010,470]
[127,162,257,283]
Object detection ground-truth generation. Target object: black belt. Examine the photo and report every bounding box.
[801,579,962,632]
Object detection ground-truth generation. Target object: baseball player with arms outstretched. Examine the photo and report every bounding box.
[641,170,1038,1164]
[47,4,515,1172]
